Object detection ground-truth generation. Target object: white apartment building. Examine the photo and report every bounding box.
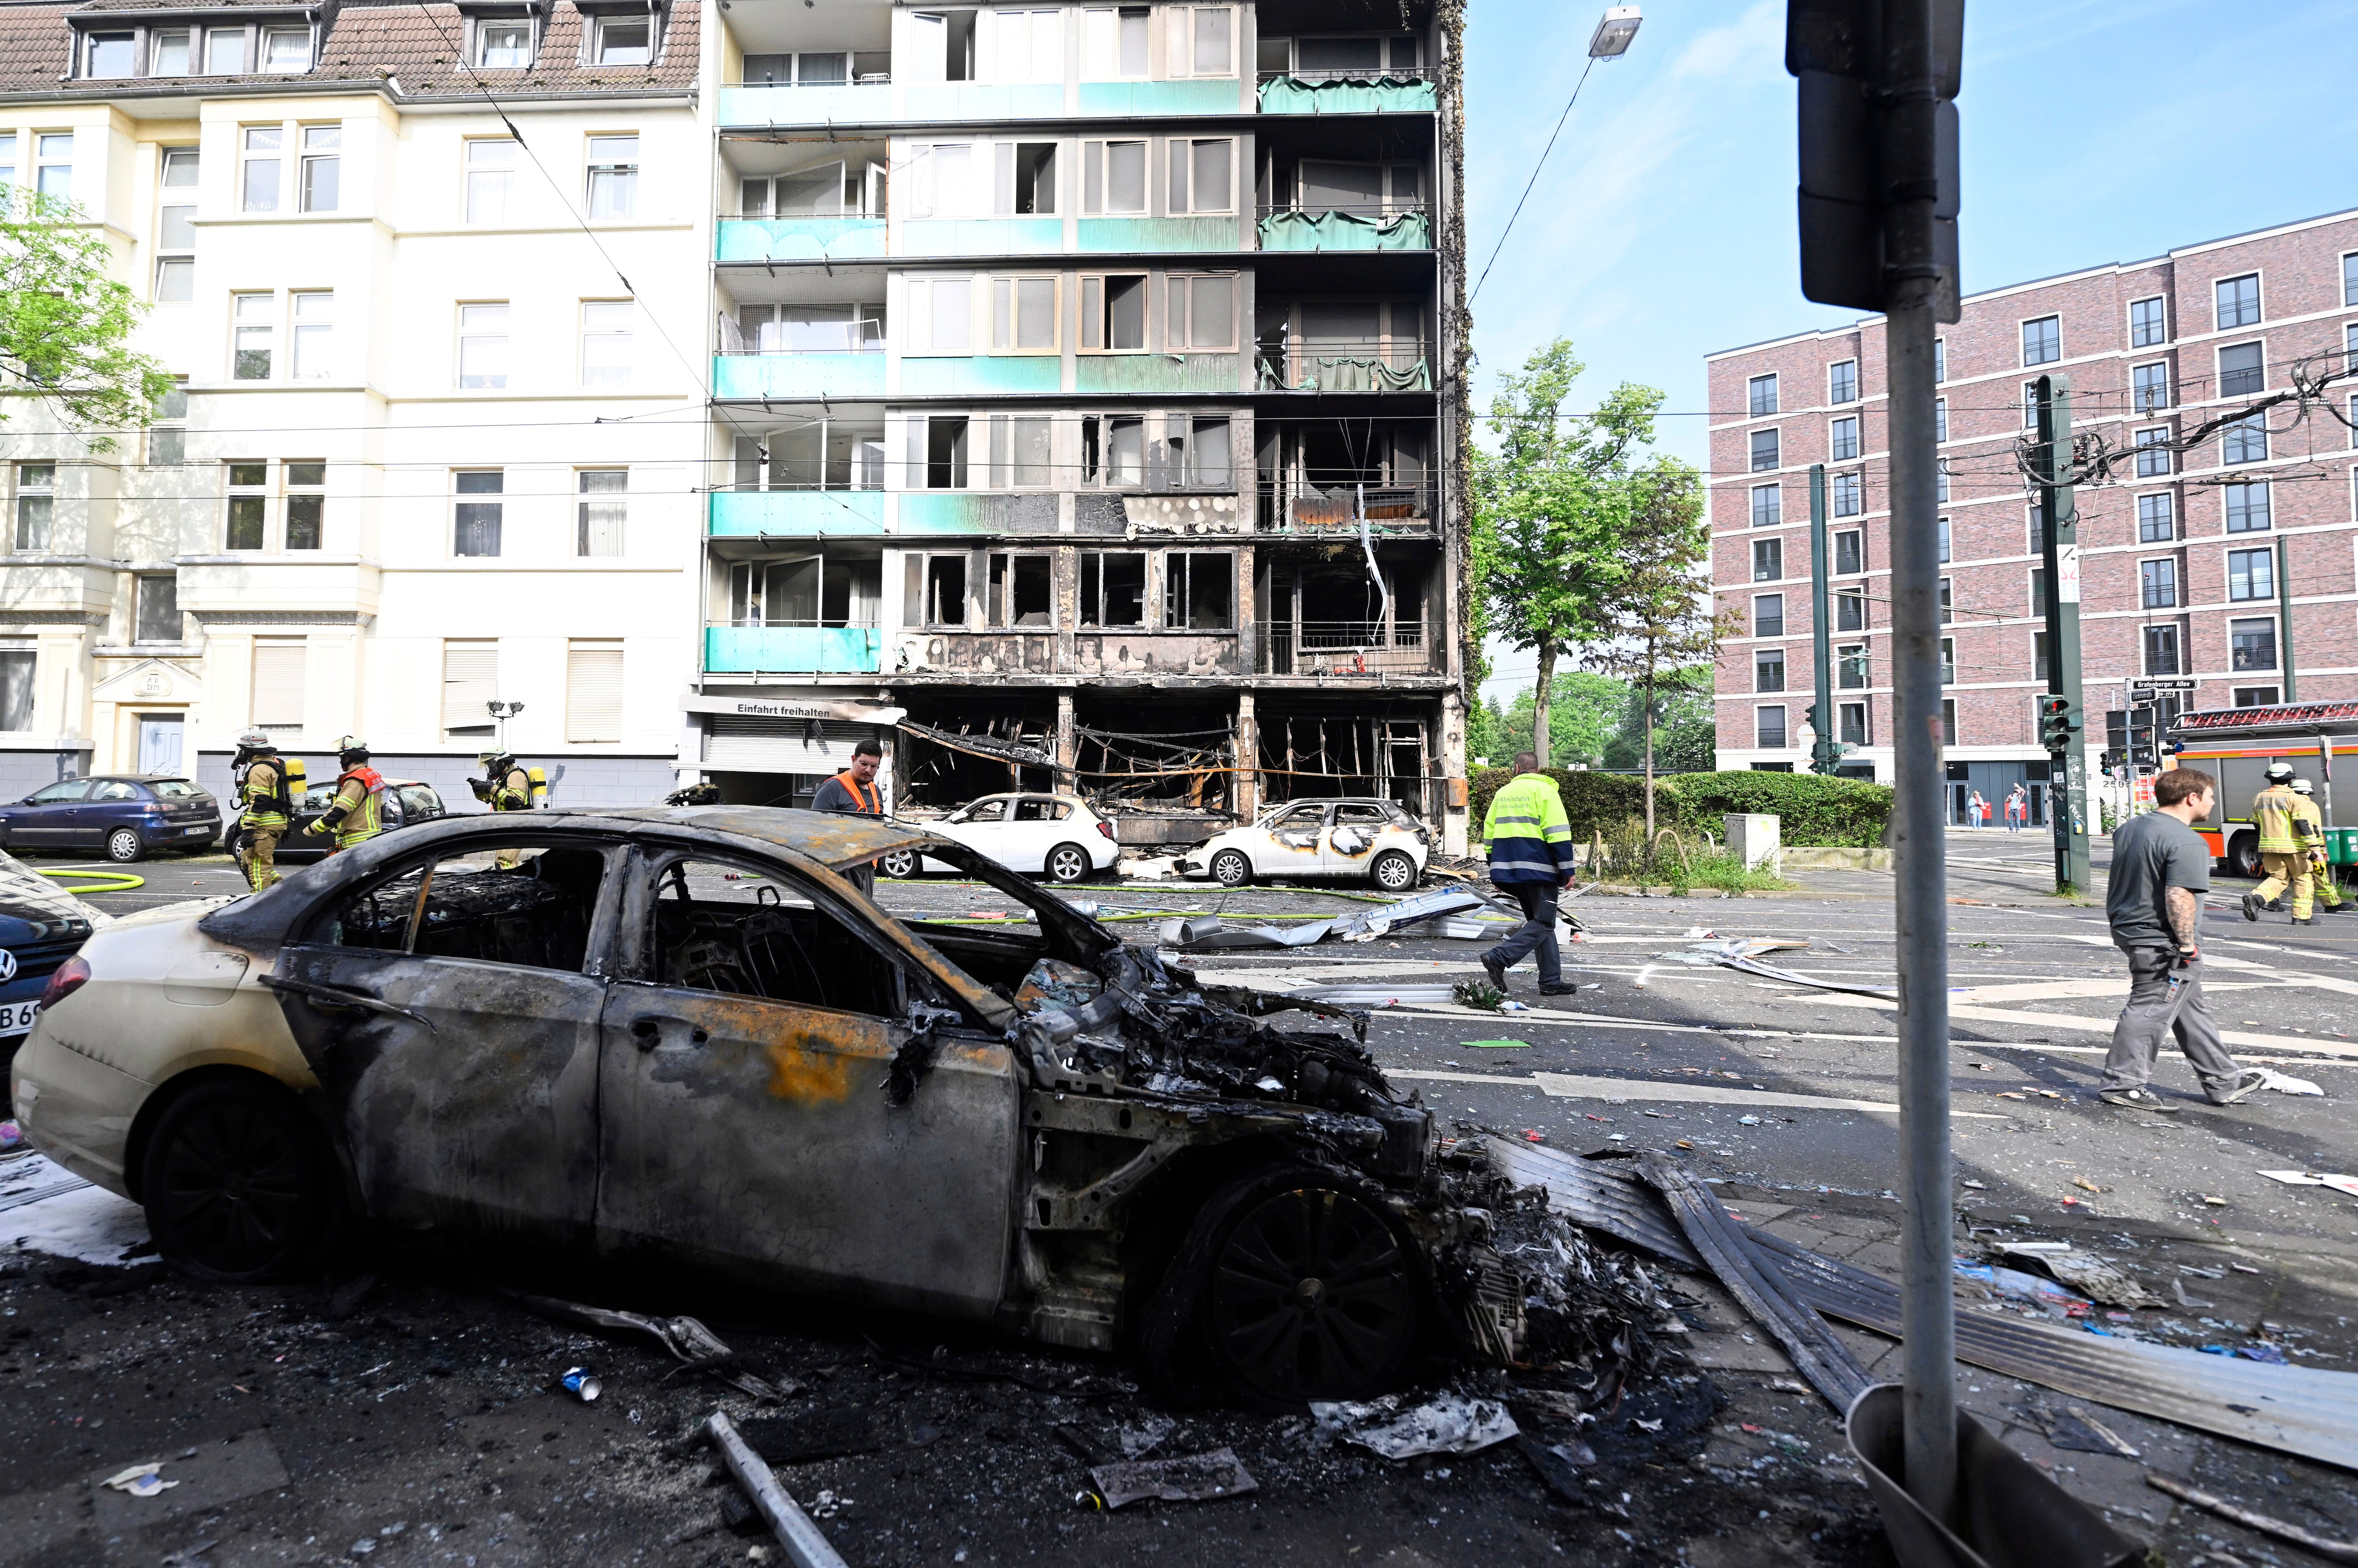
[0,0,708,808]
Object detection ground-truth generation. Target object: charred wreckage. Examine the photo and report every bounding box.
[9,808,1675,1410]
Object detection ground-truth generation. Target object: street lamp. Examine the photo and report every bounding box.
[1588,4,1642,58]
[487,699,524,748]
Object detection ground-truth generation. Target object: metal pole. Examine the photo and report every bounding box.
[2035,375,2091,893]
[1881,0,1956,1526]
[2277,535,2298,702]
[1809,464,1835,774]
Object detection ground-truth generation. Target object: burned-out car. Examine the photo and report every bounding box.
[8,809,1623,1406]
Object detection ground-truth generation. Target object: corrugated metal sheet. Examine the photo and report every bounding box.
[1478,1137,1701,1269]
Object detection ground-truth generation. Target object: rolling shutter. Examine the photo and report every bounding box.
[441,640,498,732]
[565,640,624,742]
[250,640,306,727]
[703,717,878,771]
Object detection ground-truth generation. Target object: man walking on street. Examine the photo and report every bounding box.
[813,738,886,894]
[2099,766,2268,1112]
[1479,752,1579,998]
[2245,761,2315,925]
[2290,778,2347,915]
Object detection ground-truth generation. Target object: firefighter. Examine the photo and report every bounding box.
[230,730,294,890]
[303,735,384,855]
[2244,761,2316,925]
[476,747,535,869]
[2291,778,2347,914]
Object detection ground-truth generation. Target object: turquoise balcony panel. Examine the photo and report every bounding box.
[1077,80,1245,116]
[1076,216,1241,254]
[1074,352,1242,396]
[718,83,893,127]
[900,82,1068,121]
[898,492,1059,533]
[1257,210,1431,251]
[716,218,887,264]
[708,489,888,538]
[901,218,1065,257]
[1256,75,1438,114]
[898,355,1063,397]
[705,625,883,674]
[713,353,885,400]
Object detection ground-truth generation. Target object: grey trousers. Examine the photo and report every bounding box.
[1484,879,1563,987]
[2102,944,2244,1098]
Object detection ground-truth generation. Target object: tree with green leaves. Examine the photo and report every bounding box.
[1470,339,1667,766]
[1582,456,1730,837]
[1,191,172,447]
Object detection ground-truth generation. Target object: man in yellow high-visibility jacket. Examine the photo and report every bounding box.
[1478,752,1579,997]
[2245,761,2315,925]
[2291,778,2347,915]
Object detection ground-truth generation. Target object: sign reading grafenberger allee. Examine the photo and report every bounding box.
[678,694,907,725]
[2127,678,2195,695]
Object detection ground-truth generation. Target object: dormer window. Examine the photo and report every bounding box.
[151,29,191,74]
[205,26,248,74]
[263,26,310,71]
[594,16,651,65]
[475,18,533,67]
[85,32,136,78]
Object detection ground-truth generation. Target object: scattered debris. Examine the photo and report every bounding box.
[738,1411,880,1466]
[2173,1278,2214,1311]
[1999,1246,2164,1311]
[1088,1448,1258,1509]
[2146,1474,2358,1565]
[1453,979,1506,1012]
[507,1293,797,1402]
[2038,1405,2142,1459]
[2259,1170,2358,1197]
[2254,1069,2325,1096]
[1464,1038,1531,1050]
[561,1366,601,1402]
[1157,888,1522,951]
[705,1412,851,1568]
[1513,1432,1597,1502]
[102,1463,179,1498]
[1117,1412,1177,1459]
[1309,1391,1519,1459]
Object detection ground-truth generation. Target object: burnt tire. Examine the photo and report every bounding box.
[1144,1169,1425,1411]
[878,849,919,880]
[1209,848,1253,888]
[1370,850,1418,892]
[1044,842,1093,885]
[141,1077,343,1284]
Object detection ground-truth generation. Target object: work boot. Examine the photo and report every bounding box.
[2264,899,2283,913]
[2292,917,2316,927]
[1538,982,1580,996]
[2211,1068,2271,1106]
[1482,955,1508,992]
[2095,1087,2180,1113]
[2241,893,2262,921]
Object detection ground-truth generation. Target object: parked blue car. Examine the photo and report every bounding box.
[0,775,224,863]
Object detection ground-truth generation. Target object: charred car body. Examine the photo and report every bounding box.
[9,809,1593,1405]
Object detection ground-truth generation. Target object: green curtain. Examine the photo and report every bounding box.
[1257,75,1438,114]
[1256,209,1432,252]
[1257,356,1432,393]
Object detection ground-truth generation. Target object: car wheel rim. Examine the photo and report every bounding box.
[110,831,137,859]
[1051,850,1084,881]
[154,1099,313,1274]
[1214,854,1245,884]
[1377,856,1411,888]
[882,853,913,878]
[1206,1186,1417,1402]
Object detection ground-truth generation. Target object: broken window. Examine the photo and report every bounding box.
[907,552,970,627]
[1080,274,1147,351]
[647,857,901,1016]
[316,846,610,974]
[985,415,1052,487]
[1185,417,1232,487]
[994,142,1058,213]
[1079,551,1146,626]
[987,552,1053,627]
[1163,551,1234,629]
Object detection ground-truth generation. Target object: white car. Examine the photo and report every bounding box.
[1181,798,1428,890]
[881,793,1120,884]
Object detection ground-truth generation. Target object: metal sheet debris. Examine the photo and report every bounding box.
[2145,1473,2358,1564]
[1997,1247,2163,1311]
[1477,1138,1702,1269]
[1156,888,1523,951]
[2260,1169,2358,1196]
[1309,1391,1520,1458]
[508,1292,798,1402]
[1088,1447,1258,1509]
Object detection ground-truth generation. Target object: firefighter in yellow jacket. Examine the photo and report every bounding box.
[303,736,385,854]
[2244,761,2316,925]
[230,730,294,890]
[475,748,535,868]
[2291,778,2347,914]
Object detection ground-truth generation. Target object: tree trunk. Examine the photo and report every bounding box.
[1532,642,1557,766]
[1641,658,1658,840]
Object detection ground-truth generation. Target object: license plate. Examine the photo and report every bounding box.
[0,999,40,1037]
[184,825,211,835]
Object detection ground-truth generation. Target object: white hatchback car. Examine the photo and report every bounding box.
[881,793,1120,884]
[1181,798,1428,890]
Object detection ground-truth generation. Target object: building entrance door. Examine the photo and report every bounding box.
[137,713,185,775]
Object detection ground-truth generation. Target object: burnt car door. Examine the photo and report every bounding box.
[267,837,622,1242]
[595,846,1021,1320]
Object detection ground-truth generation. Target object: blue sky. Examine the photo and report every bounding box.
[1465,0,2358,702]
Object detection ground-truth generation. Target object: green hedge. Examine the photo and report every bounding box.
[1468,768,1893,848]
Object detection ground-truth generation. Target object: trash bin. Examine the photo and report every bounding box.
[2329,826,2358,866]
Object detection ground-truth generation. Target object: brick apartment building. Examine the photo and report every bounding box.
[1704,206,2358,824]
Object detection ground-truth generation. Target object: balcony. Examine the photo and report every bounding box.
[718,77,1252,128]
[705,623,883,675]
[717,217,887,264]
[1077,216,1246,254]
[1073,352,1244,395]
[1256,353,1430,393]
[1256,70,1439,115]
[714,351,885,400]
[1257,206,1432,252]
[901,218,1066,257]
[1256,482,1433,532]
[899,354,1064,397]
[719,81,894,128]
[899,492,1060,534]
[709,489,887,538]
[1252,620,1438,677]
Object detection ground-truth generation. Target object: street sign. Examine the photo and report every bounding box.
[2128,678,2195,695]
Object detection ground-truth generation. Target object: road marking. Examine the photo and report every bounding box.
[1949,979,2278,1004]
[1388,1067,2007,1117]
[1809,994,2358,1059]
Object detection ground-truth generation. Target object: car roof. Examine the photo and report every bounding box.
[90,774,199,784]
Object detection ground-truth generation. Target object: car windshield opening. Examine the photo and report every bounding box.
[651,856,902,1016]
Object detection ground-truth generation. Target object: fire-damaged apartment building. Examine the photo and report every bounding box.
[691,0,1472,852]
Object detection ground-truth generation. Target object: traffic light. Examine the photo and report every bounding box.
[2038,694,2080,752]
[1786,0,1965,320]
[1803,704,1854,773]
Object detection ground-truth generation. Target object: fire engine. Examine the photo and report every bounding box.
[2166,701,2358,877]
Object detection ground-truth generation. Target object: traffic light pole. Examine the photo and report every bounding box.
[2035,374,2092,894]
[1808,465,1838,774]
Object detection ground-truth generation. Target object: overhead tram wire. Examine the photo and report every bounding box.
[1470,54,1597,303]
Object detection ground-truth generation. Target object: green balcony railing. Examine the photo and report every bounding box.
[1255,72,1438,114]
[714,353,885,400]
[719,83,893,127]
[705,623,882,674]
[716,217,887,264]
[709,489,887,538]
[1257,208,1431,251]
[898,355,1064,396]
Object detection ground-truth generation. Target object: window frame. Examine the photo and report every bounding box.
[154,145,198,303]
[1170,5,1237,78]
[2131,360,2169,415]
[1748,483,1781,528]
[473,14,536,69]
[298,123,340,212]
[1078,271,1149,354]
[1077,549,1148,627]
[1746,373,1777,417]
[2128,294,2167,348]
[1747,427,1779,473]
[232,290,274,380]
[2137,556,2179,610]
[133,573,181,646]
[2135,492,2175,543]
[1165,271,1237,350]
[452,469,505,559]
[2225,546,2273,604]
[577,468,626,557]
[1750,536,1783,583]
[2019,314,2060,368]
[289,290,332,381]
[1161,548,1236,630]
[1827,358,1857,405]
[1079,137,1148,216]
[1752,593,1784,638]
[2229,616,2278,673]
[2216,340,2266,401]
[240,124,281,213]
[2142,622,2181,677]
[1752,644,1786,694]
[579,299,634,388]
[2133,426,2172,478]
[592,14,655,66]
[83,29,136,78]
[284,460,324,550]
[1828,414,1860,463]
[465,137,517,223]
[1166,136,1237,215]
[457,301,510,390]
[2213,271,2262,331]
[13,462,56,553]
[1754,705,1788,750]
[988,274,1061,354]
[585,133,639,221]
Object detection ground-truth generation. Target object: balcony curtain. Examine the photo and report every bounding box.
[1256,209,1431,252]
[1256,75,1438,114]
[1256,356,1432,392]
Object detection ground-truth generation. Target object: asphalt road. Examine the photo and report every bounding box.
[2,832,2354,1566]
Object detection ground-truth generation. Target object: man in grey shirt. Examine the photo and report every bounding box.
[2100,766,2268,1111]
